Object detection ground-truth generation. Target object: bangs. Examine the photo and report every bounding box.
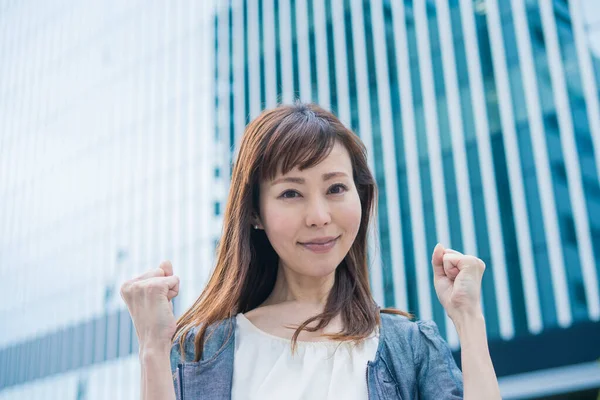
[257,108,339,182]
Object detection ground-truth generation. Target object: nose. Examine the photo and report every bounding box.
[305,196,331,227]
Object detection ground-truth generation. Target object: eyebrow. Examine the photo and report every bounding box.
[271,171,349,186]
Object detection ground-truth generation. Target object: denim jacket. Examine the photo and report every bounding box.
[170,312,464,399]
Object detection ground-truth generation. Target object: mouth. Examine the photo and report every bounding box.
[298,235,341,253]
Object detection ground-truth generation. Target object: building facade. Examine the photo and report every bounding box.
[211,0,600,398]
[0,1,216,398]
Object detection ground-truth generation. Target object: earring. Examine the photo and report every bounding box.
[254,225,258,230]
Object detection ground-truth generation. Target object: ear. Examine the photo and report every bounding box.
[251,213,264,230]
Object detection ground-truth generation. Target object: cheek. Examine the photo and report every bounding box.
[338,194,362,234]
[262,206,298,247]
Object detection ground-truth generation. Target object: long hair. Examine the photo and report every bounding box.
[173,103,411,361]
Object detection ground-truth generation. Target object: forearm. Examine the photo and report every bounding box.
[453,312,501,400]
[139,346,177,400]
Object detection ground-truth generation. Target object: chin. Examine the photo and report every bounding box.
[305,260,342,278]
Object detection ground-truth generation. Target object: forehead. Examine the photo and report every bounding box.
[272,141,353,179]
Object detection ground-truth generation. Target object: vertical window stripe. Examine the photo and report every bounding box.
[331,0,352,127]
[233,0,246,147]
[510,0,571,329]
[296,0,312,102]
[413,2,456,341]
[369,0,408,312]
[312,0,331,111]
[485,0,543,334]
[247,0,261,118]
[349,0,384,306]
[278,0,295,103]
[263,0,277,108]
[435,0,481,347]
[568,0,600,187]
[459,0,515,339]
[389,1,433,321]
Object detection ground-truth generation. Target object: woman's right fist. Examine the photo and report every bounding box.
[120,261,180,351]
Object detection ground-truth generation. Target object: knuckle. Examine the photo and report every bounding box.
[120,282,131,296]
[131,281,145,294]
[146,282,163,293]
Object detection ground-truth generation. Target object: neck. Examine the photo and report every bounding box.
[263,261,336,307]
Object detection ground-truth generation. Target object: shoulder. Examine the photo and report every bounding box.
[379,312,430,339]
[242,304,273,325]
[380,312,444,339]
[379,312,448,361]
[169,317,235,374]
[169,324,200,375]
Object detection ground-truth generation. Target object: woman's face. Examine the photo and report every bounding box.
[256,141,362,278]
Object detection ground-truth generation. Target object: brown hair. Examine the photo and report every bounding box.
[173,103,411,361]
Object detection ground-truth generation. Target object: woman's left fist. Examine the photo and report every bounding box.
[431,243,485,321]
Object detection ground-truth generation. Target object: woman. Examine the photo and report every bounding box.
[121,103,501,399]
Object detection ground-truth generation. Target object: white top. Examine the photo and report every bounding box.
[231,313,379,400]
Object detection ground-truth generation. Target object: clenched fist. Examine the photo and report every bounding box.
[120,261,180,353]
[431,243,485,321]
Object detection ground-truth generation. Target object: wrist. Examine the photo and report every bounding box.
[449,308,485,334]
[139,342,171,361]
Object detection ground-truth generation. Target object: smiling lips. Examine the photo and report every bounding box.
[299,236,340,253]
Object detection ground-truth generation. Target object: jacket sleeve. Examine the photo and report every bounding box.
[170,329,197,375]
[415,319,464,399]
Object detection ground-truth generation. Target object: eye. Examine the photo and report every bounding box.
[279,190,300,199]
[328,183,349,194]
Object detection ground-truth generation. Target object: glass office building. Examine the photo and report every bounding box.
[212,0,600,398]
[1,0,599,399]
[0,1,218,399]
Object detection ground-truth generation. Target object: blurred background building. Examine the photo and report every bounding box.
[1,0,599,399]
